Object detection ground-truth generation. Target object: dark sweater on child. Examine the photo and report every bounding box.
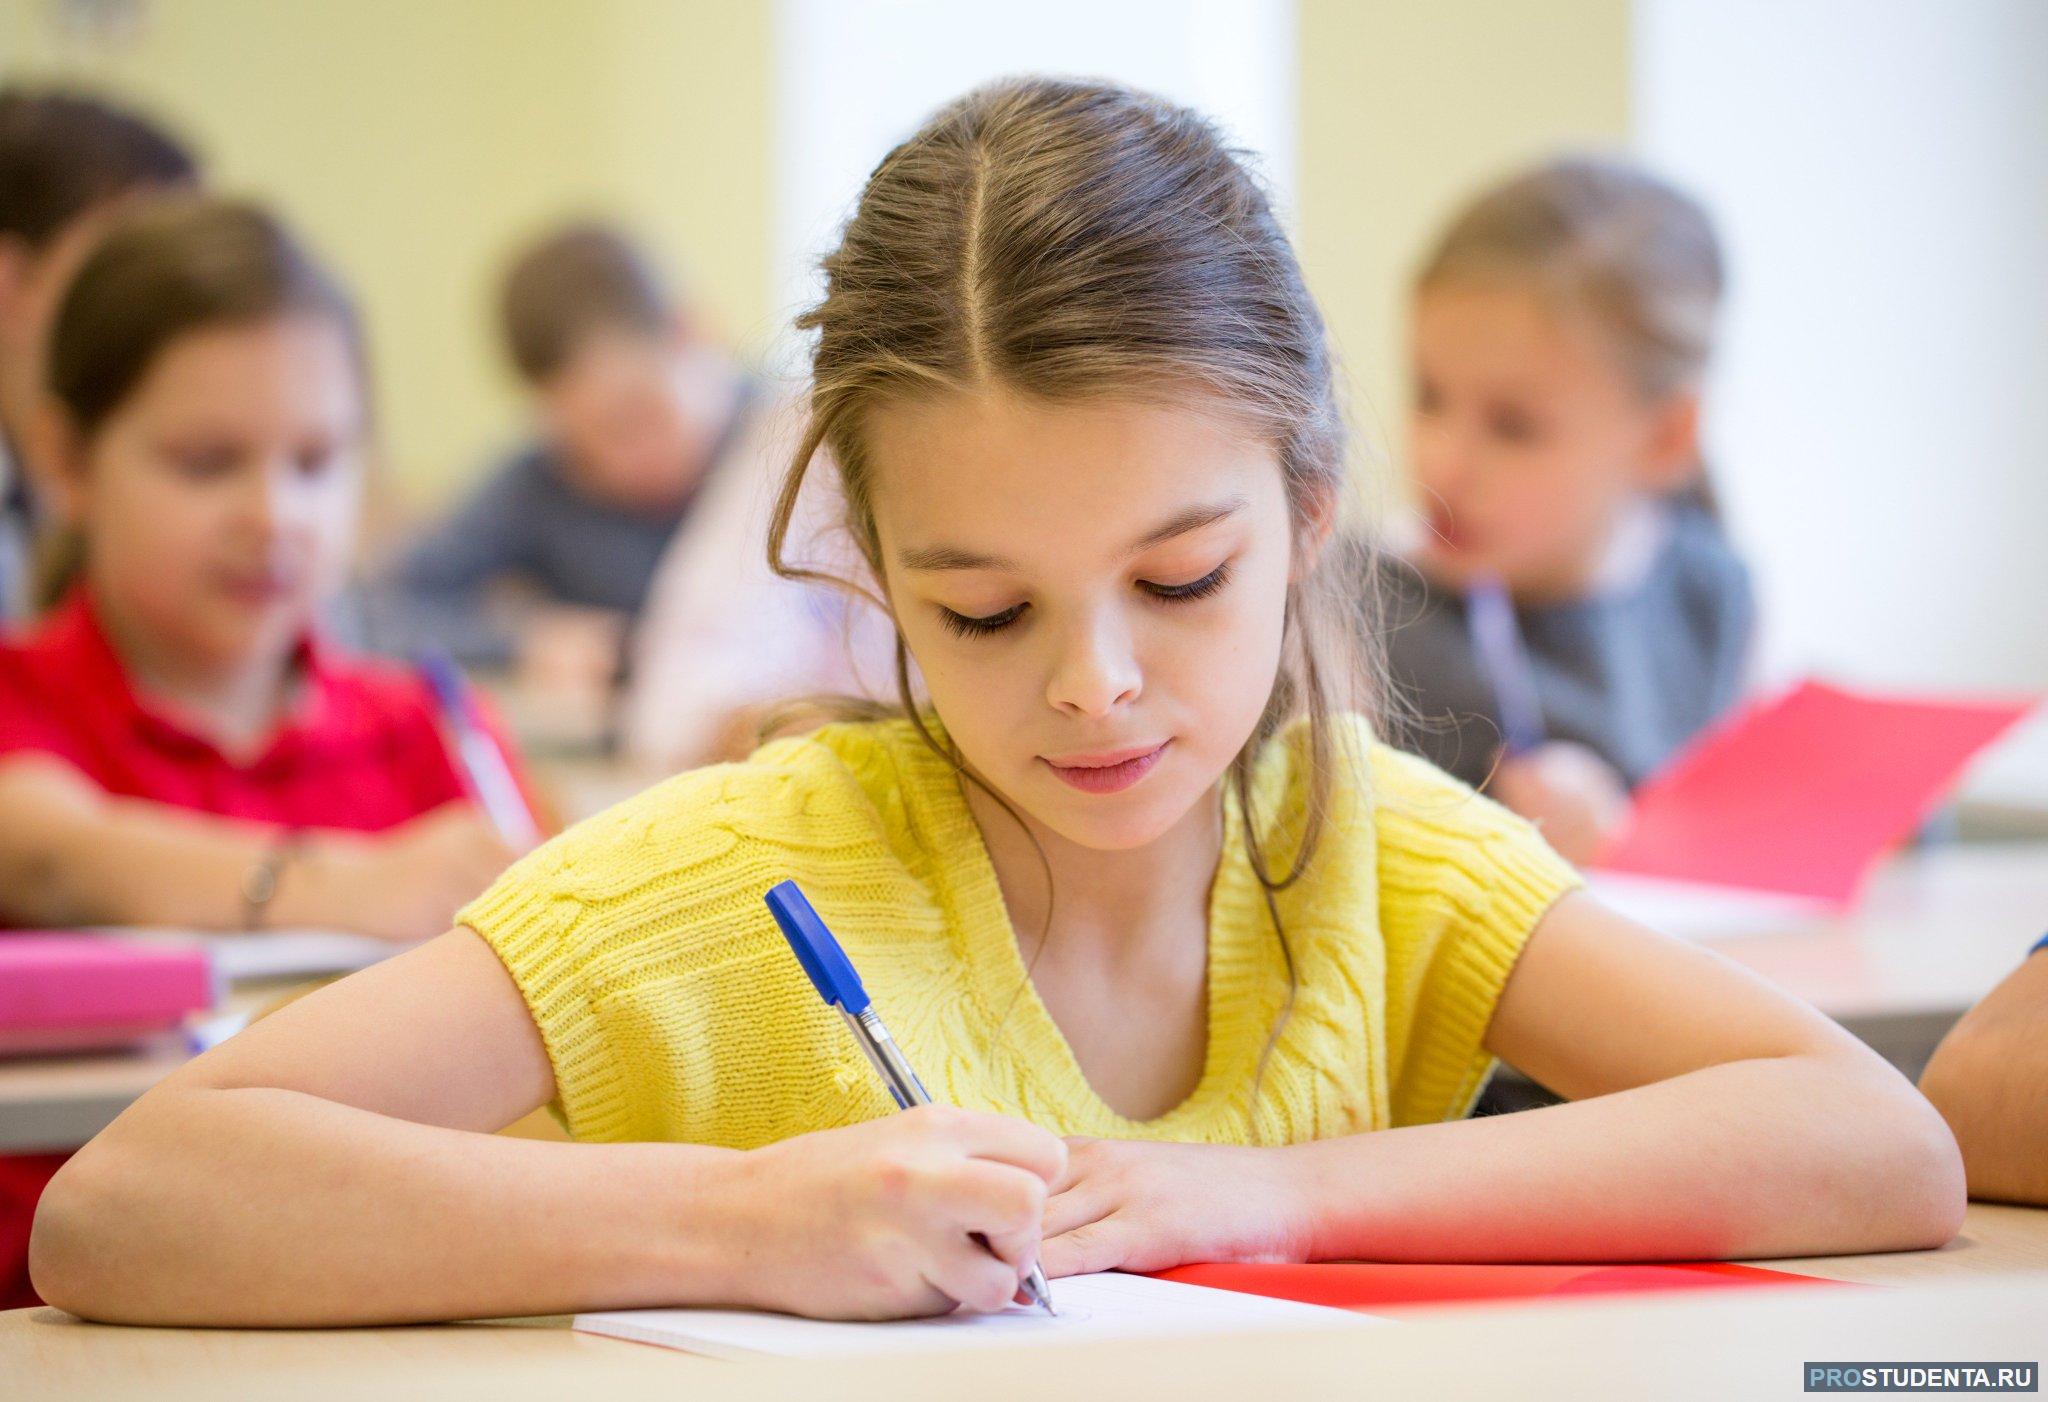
[367,434,716,670]
[1382,504,1755,789]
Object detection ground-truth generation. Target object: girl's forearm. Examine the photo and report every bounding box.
[31,1086,747,1326]
[0,764,360,931]
[1283,1054,1963,1263]
[1,766,275,928]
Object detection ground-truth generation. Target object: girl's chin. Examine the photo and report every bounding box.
[1027,778,1217,853]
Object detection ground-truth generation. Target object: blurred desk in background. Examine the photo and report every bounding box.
[1601,843,2048,1072]
[1958,708,2048,839]
[527,753,669,825]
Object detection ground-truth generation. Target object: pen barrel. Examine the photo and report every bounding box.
[455,729,540,848]
[844,1007,930,1108]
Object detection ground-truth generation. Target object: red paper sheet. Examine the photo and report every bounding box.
[1593,680,2036,906]
[1151,1260,1842,1313]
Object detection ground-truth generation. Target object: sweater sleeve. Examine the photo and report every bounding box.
[456,732,871,1140]
[1369,743,1584,1126]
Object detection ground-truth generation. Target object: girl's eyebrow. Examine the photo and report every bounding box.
[897,496,1247,572]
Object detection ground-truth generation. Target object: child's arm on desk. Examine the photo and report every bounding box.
[1041,892,1964,1276]
[30,928,1063,1326]
[0,756,514,939]
[1919,946,2048,1205]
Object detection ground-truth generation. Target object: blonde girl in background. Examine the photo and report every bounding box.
[1385,158,1753,863]
[33,83,1956,1327]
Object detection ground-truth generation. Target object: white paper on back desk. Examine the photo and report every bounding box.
[573,1270,1377,1359]
[93,929,418,981]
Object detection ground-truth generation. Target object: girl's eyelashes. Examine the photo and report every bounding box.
[1143,560,1232,602]
[933,562,1234,639]
[937,602,1026,638]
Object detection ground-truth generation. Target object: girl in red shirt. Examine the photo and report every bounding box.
[0,196,538,1306]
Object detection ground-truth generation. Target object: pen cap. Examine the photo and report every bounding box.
[763,880,870,1014]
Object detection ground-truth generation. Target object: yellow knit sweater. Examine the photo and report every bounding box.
[460,716,1580,1148]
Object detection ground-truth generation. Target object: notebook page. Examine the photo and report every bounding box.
[574,1270,1376,1360]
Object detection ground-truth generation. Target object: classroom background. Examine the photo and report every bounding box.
[7,0,2048,1391]
[9,0,2045,702]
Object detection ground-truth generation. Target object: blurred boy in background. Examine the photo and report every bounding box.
[373,222,755,688]
[0,86,198,620]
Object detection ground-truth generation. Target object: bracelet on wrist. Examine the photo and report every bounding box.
[241,828,306,931]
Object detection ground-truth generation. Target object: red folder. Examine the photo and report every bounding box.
[1152,1260,1841,1314]
[1594,680,2035,906]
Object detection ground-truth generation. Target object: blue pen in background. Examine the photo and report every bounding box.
[419,650,542,848]
[1465,572,1546,758]
[764,879,1057,1317]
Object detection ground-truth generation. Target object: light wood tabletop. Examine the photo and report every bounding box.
[4,1203,2044,1402]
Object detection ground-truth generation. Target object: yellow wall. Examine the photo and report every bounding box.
[5,0,1628,505]
[1295,0,1632,476]
[3,0,773,510]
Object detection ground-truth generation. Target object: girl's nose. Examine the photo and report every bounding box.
[1044,610,1141,718]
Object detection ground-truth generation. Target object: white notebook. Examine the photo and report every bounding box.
[93,928,418,982]
[574,1271,1375,1360]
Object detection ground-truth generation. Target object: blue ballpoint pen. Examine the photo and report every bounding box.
[764,879,1057,1317]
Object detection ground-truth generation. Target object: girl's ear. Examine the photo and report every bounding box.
[1637,388,1704,495]
[1289,479,1341,584]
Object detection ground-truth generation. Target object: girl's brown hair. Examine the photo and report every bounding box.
[35,195,362,607]
[766,78,1387,1070]
[1416,155,1725,402]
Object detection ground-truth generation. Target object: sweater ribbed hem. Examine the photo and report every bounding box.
[460,880,639,1142]
[1391,823,1582,1124]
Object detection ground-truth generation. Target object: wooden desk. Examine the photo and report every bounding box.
[1663,843,2048,1073]
[1693,845,2048,1024]
[4,1203,2044,1401]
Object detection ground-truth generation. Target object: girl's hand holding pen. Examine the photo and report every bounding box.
[727,1105,1066,1320]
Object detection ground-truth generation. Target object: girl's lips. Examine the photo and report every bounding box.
[1041,741,1169,795]
[218,576,295,605]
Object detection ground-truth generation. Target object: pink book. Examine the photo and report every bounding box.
[0,934,216,1054]
[1595,680,2037,907]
